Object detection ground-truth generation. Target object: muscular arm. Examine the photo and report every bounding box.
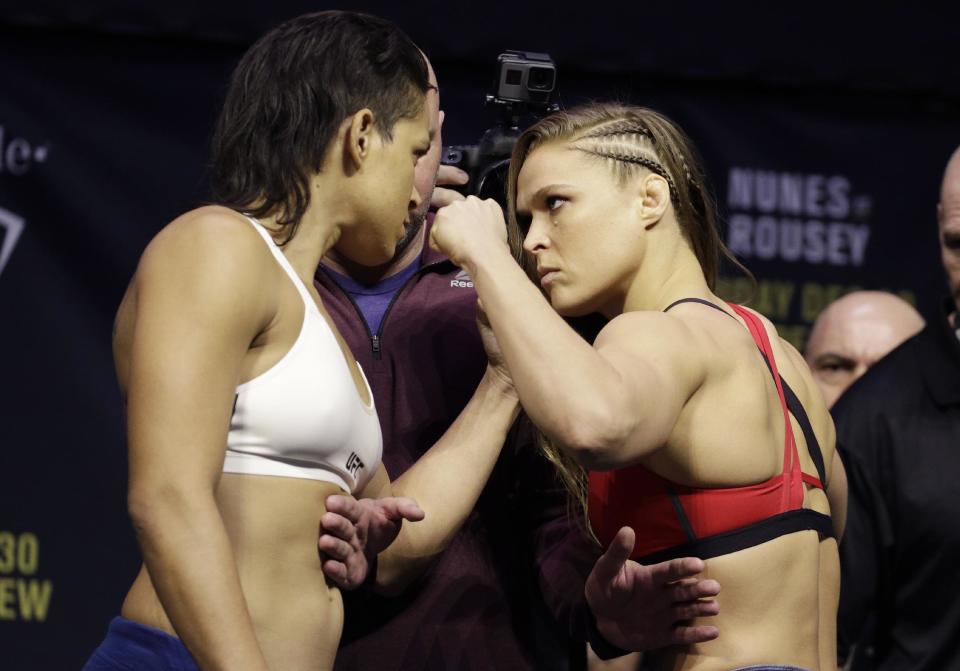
[124,210,274,671]
[437,209,702,470]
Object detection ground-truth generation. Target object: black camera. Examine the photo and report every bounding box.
[441,51,560,201]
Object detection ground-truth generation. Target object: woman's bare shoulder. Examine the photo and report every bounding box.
[127,206,279,300]
[124,205,279,333]
[599,302,750,363]
[140,206,265,267]
[597,309,699,347]
[115,206,281,382]
[595,308,718,395]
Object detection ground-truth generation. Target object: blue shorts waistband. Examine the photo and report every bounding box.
[82,616,199,671]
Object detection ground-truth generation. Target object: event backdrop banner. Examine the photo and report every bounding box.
[0,20,957,670]
[0,27,237,669]
[671,90,951,348]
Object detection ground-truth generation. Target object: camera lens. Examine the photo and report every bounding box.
[443,147,463,165]
[527,67,555,91]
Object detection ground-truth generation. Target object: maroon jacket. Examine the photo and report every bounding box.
[316,229,598,671]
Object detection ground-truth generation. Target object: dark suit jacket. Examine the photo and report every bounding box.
[834,298,960,671]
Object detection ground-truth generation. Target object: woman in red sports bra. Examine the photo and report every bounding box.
[430,102,848,671]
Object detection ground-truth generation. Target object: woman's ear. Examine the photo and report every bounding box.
[344,108,376,171]
[637,173,671,230]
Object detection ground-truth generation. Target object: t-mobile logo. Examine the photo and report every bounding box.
[0,206,24,278]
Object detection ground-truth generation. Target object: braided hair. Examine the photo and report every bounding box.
[504,103,752,529]
[506,103,741,287]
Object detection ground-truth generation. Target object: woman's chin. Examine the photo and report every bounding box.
[550,294,594,318]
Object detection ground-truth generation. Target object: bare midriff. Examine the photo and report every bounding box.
[646,488,839,671]
[121,474,344,671]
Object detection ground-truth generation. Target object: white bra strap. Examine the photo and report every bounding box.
[241,214,317,311]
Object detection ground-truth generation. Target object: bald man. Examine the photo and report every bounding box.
[939,149,960,311]
[832,146,960,670]
[805,291,924,408]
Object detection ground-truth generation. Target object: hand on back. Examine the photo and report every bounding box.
[586,526,721,652]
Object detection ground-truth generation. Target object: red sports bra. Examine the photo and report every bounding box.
[588,299,834,563]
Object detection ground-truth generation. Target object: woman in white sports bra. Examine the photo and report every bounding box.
[84,12,520,671]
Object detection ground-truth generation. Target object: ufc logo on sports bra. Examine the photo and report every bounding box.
[345,452,364,478]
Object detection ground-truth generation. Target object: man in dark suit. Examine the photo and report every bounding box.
[834,146,960,671]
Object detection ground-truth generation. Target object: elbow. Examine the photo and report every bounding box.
[127,486,161,534]
[126,481,211,537]
[373,554,432,598]
[551,409,632,471]
[373,568,411,598]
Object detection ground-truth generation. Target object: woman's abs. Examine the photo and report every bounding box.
[121,474,345,671]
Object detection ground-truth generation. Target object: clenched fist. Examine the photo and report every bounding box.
[430,196,509,269]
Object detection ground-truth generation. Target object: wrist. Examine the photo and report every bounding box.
[461,238,512,282]
[586,604,631,660]
[481,364,518,401]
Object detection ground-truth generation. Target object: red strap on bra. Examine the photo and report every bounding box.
[727,304,802,509]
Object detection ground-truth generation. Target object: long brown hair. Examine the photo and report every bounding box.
[505,102,752,526]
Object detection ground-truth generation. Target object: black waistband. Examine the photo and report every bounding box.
[635,508,835,565]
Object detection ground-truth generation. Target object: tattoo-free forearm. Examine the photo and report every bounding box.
[377,368,519,591]
[464,248,633,460]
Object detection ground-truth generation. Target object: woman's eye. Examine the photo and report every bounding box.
[545,196,565,211]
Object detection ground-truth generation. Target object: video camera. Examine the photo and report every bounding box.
[441,50,560,202]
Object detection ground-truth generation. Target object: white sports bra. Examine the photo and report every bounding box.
[222,216,383,493]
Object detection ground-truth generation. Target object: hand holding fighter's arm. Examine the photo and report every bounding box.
[125,212,275,671]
